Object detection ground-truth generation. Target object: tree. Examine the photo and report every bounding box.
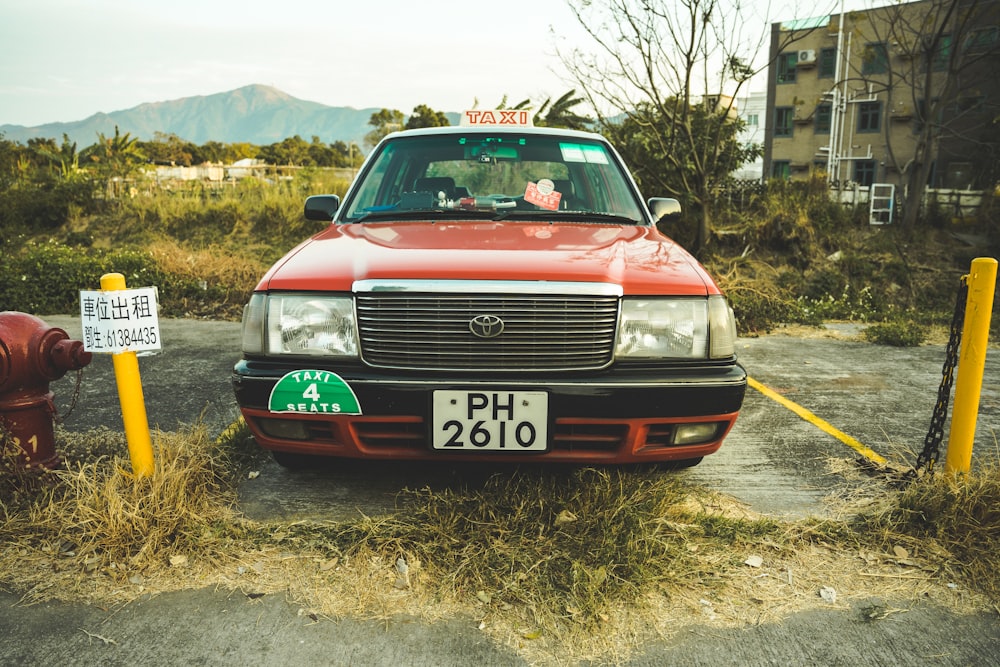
[199,140,237,164]
[365,109,405,147]
[35,134,81,179]
[0,134,33,189]
[328,140,364,168]
[80,126,145,196]
[605,101,759,212]
[225,142,259,162]
[308,135,336,167]
[480,91,591,129]
[559,0,825,251]
[848,0,1000,231]
[533,90,592,130]
[257,135,312,166]
[405,105,450,129]
[138,132,199,166]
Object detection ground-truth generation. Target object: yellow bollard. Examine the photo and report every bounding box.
[945,257,998,474]
[100,272,155,477]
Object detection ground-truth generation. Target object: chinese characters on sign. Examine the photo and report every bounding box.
[79,287,161,354]
[524,179,562,211]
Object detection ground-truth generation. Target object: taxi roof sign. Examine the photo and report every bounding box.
[460,110,533,127]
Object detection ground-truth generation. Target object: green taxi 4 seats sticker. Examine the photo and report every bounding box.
[268,370,362,414]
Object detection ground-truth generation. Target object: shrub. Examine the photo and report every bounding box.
[0,179,93,241]
[0,240,253,318]
[729,289,801,333]
[862,320,928,346]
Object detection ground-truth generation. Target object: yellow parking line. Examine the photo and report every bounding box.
[748,376,887,465]
[215,416,247,444]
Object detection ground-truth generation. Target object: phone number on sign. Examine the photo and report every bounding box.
[87,325,160,351]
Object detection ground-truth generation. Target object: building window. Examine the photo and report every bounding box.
[862,42,889,75]
[745,113,759,126]
[943,162,974,189]
[965,26,998,52]
[775,107,794,137]
[857,101,882,133]
[854,160,876,186]
[772,160,791,180]
[818,48,837,78]
[777,52,797,83]
[815,103,832,133]
[957,95,986,113]
[931,34,952,71]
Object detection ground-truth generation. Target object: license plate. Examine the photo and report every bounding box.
[432,390,548,451]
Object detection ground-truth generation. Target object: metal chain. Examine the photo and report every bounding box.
[912,277,968,475]
[53,368,85,425]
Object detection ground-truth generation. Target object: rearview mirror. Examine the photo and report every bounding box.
[304,195,341,221]
[648,197,681,223]
[464,140,520,162]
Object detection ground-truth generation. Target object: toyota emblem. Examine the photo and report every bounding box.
[469,314,504,338]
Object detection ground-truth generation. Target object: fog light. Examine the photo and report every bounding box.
[258,418,310,440]
[672,423,720,445]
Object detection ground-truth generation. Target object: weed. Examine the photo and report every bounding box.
[295,468,710,625]
[2,428,999,661]
[863,320,929,346]
[0,426,243,603]
[849,456,1000,599]
[797,284,882,322]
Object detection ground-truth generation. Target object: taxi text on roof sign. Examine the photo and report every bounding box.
[461,110,533,127]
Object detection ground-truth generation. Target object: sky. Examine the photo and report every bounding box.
[0,0,594,126]
[0,0,868,128]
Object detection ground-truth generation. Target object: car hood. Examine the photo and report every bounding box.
[257,221,717,296]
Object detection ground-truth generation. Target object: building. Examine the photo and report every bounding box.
[734,90,767,181]
[763,0,1000,197]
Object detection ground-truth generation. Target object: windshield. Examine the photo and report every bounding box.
[341,132,648,223]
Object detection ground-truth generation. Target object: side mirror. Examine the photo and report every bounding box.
[304,195,341,221]
[648,197,681,224]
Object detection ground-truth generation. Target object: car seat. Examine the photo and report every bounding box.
[552,179,580,210]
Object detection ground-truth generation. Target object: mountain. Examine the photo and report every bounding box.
[0,85,431,147]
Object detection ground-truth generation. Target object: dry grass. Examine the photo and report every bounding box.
[0,426,243,605]
[145,238,268,290]
[846,457,1000,600]
[1,427,998,664]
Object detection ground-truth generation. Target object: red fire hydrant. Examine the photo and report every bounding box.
[0,312,93,469]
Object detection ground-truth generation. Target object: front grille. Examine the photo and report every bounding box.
[552,423,628,451]
[353,418,628,453]
[356,292,619,371]
[354,419,426,449]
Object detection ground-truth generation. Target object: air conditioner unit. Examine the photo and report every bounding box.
[891,103,913,120]
[797,49,817,65]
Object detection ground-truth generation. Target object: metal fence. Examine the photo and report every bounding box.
[830,184,988,222]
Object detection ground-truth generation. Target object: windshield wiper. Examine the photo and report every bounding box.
[571,212,643,225]
[491,210,642,224]
[350,208,502,223]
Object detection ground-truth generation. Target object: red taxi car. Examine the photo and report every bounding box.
[232,112,746,467]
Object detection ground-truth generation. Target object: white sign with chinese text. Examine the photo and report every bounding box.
[79,287,161,354]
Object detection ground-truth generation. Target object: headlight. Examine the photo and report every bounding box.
[241,293,359,357]
[708,295,737,359]
[615,295,736,360]
[241,293,266,354]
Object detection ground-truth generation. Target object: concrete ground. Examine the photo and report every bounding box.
[1,316,998,666]
[2,587,998,667]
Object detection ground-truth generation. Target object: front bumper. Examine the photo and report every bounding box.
[232,359,747,464]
